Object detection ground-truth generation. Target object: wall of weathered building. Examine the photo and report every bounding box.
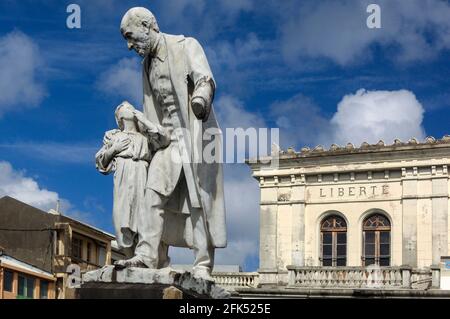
[0,197,57,273]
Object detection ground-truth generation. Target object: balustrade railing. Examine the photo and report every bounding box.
[212,272,259,290]
[287,266,435,289]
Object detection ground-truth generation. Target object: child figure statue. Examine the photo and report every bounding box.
[95,101,169,266]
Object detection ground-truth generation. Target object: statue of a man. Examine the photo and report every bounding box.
[116,7,226,279]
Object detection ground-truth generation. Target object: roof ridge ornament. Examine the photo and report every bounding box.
[272,134,450,159]
[376,140,385,147]
[330,144,340,151]
[313,145,325,152]
[301,146,311,153]
[425,136,436,143]
[287,147,296,154]
[360,142,370,148]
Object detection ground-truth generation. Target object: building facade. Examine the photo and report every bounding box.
[247,136,450,288]
[0,196,114,298]
[0,252,56,299]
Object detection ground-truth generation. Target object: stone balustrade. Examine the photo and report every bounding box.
[212,272,259,290]
[287,266,437,289]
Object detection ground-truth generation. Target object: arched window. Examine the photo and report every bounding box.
[362,213,391,266]
[320,215,347,266]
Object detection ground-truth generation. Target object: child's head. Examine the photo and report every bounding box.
[115,101,136,130]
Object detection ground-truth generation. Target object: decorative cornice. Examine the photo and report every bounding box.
[252,135,450,164]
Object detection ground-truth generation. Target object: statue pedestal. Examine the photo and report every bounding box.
[76,266,230,299]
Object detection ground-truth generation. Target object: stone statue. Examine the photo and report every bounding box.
[109,7,226,280]
[95,101,169,256]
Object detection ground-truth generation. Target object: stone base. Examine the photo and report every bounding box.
[235,286,450,299]
[77,266,230,299]
[77,282,209,299]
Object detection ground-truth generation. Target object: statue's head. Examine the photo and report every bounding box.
[115,101,136,130]
[120,7,160,57]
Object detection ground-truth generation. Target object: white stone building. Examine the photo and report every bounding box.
[245,136,450,292]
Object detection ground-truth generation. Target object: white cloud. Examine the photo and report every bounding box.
[215,239,258,267]
[222,164,260,239]
[159,0,207,22]
[215,95,269,164]
[97,57,142,106]
[207,33,265,73]
[0,161,58,211]
[206,33,277,96]
[211,97,264,269]
[326,89,426,146]
[0,161,98,225]
[215,95,266,129]
[53,198,95,224]
[269,89,427,148]
[0,31,46,116]
[271,94,331,149]
[0,142,97,164]
[158,0,255,40]
[278,0,450,65]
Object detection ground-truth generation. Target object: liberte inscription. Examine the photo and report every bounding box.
[319,185,389,198]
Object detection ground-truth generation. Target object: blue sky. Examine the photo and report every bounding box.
[0,0,449,271]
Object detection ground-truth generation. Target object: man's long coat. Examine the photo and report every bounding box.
[142,33,227,249]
